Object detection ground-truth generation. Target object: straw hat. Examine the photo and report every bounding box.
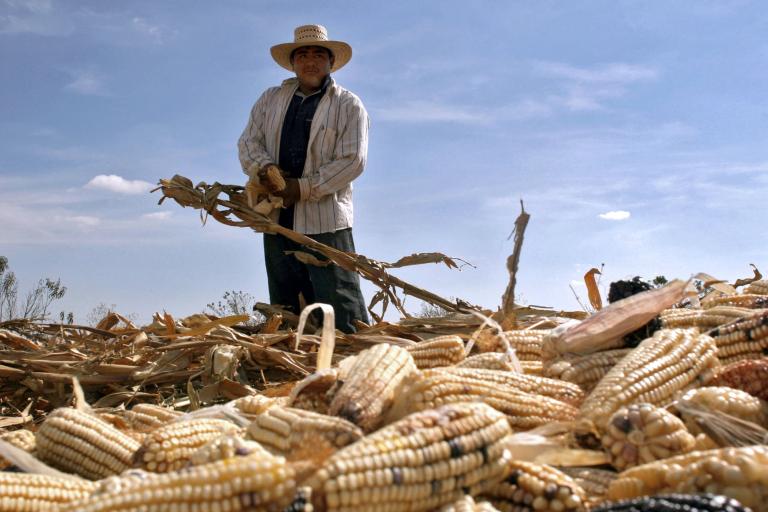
[270,25,352,72]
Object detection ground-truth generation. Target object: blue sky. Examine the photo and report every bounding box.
[1,0,766,323]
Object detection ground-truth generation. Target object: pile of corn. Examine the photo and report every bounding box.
[2,281,768,511]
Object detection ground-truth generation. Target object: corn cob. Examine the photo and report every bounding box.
[543,349,632,394]
[305,402,513,512]
[745,279,768,295]
[606,445,768,509]
[521,360,543,376]
[675,386,768,433]
[290,369,339,416]
[559,467,617,507]
[601,403,696,470]
[123,403,183,433]
[188,434,270,466]
[476,330,546,361]
[579,328,720,431]
[406,335,466,369]
[0,472,98,512]
[246,406,363,458]
[703,294,768,309]
[36,407,141,480]
[660,305,760,330]
[265,165,286,191]
[435,367,585,407]
[708,309,768,365]
[480,460,588,512]
[706,357,768,400]
[61,451,297,512]
[439,495,501,512]
[592,493,750,512]
[387,370,579,430]
[0,429,35,469]
[327,343,418,432]
[457,353,519,371]
[135,418,241,472]
[234,394,286,416]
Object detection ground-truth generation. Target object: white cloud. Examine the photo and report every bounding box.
[141,211,172,221]
[374,101,487,123]
[599,210,631,220]
[85,175,153,195]
[64,70,108,96]
[131,16,165,43]
[535,62,659,83]
[58,214,100,227]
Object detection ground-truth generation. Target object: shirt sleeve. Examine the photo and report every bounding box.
[237,88,277,178]
[298,93,369,201]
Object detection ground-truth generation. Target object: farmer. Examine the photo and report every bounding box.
[238,24,369,333]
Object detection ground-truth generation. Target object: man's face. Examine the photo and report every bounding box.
[291,46,333,91]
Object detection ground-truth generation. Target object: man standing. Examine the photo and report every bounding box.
[238,25,369,333]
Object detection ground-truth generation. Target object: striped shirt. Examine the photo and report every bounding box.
[238,76,369,235]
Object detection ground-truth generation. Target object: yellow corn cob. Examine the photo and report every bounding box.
[439,495,501,512]
[435,367,585,407]
[234,394,286,417]
[601,403,696,470]
[0,428,36,470]
[745,279,768,295]
[305,402,513,512]
[579,328,720,431]
[660,306,757,329]
[327,343,418,432]
[265,165,286,191]
[36,407,141,480]
[247,406,363,457]
[387,370,579,430]
[188,434,270,466]
[521,360,543,375]
[406,335,466,369]
[480,460,588,512]
[702,294,768,309]
[606,445,768,509]
[61,451,297,512]
[476,330,546,361]
[123,404,183,433]
[708,309,768,365]
[0,472,98,512]
[558,467,617,507]
[543,349,632,394]
[457,353,519,371]
[676,386,768,433]
[135,418,241,472]
[706,357,768,400]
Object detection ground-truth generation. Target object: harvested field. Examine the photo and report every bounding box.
[1,177,767,510]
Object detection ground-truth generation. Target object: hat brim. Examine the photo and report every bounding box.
[270,40,352,72]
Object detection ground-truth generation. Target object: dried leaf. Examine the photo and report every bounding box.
[584,267,602,311]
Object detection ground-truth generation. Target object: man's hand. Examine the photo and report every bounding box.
[274,178,301,207]
[257,164,286,194]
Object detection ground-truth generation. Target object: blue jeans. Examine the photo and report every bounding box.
[263,228,369,333]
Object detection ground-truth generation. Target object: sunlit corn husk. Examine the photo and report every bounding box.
[601,403,696,470]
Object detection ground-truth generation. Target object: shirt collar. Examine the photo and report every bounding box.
[294,75,332,99]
